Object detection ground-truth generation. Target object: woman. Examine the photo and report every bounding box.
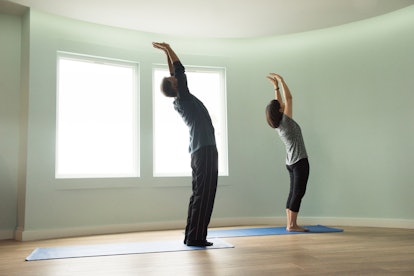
[266,73,309,232]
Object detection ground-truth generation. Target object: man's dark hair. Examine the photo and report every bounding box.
[265,99,283,128]
[161,77,176,97]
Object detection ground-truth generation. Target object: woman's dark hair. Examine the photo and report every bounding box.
[265,99,283,128]
[160,77,176,97]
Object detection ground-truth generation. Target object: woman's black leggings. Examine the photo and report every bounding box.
[286,158,309,212]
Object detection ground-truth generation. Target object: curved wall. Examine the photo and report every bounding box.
[2,6,413,240]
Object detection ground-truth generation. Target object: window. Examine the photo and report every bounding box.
[56,53,139,178]
[153,66,228,177]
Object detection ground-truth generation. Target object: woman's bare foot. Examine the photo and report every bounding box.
[286,210,309,232]
[286,226,309,232]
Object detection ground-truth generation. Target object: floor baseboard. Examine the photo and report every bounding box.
[13,217,414,241]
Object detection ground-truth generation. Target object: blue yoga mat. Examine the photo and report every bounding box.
[207,225,343,238]
[26,238,234,261]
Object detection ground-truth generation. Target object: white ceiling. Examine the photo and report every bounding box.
[4,0,413,38]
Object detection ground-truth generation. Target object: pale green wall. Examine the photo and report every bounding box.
[0,13,21,238]
[246,9,414,220]
[1,6,413,239]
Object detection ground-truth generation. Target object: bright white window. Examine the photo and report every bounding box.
[56,53,139,178]
[153,66,228,177]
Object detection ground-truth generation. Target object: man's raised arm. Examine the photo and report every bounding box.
[152,42,179,76]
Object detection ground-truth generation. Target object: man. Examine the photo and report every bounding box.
[152,42,218,247]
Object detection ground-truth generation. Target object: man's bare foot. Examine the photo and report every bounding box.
[286,226,309,232]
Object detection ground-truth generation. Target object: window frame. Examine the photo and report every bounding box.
[152,64,229,177]
[55,51,140,179]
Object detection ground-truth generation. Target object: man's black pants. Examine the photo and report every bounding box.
[185,145,218,243]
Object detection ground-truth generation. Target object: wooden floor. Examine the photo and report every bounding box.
[1,226,413,275]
